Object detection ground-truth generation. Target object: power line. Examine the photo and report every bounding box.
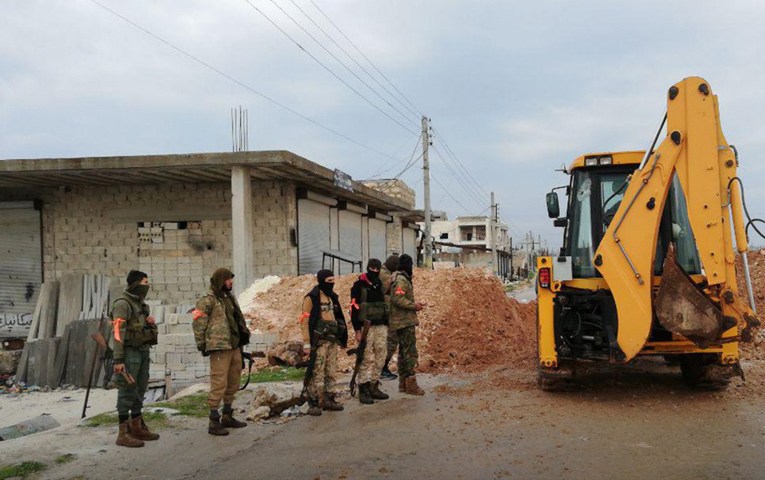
[432,127,490,199]
[431,146,486,209]
[395,151,424,180]
[89,0,404,162]
[285,0,420,123]
[367,132,422,179]
[308,0,423,118]
[431,172,473,215]
[242,0,417,134]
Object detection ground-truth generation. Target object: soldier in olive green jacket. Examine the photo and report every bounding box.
[388,254,426,395]
[380,254,399,380]
[111,270,160,448]
[192,268,250,436]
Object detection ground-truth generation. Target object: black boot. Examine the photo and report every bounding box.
[381,366,398,381]
[370,381,389,400]
[358,382,374,405]
[208,411,229,436]
[322,392,344,411]
[307,398,322,416]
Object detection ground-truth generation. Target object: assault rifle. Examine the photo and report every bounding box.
[239,349,266,391]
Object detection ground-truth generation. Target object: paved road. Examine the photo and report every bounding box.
[507,282,537,303]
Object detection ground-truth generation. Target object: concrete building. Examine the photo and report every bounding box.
[0,151,418,336]
[429,215,512,276]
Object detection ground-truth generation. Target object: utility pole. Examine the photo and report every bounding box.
[422,116,432,268]
[490,191,497,276]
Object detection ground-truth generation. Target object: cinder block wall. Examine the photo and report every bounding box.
[15,179,298,306]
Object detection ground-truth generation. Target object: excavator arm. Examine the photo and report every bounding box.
[594,77,758,362]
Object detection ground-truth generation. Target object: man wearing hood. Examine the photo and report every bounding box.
[389,254,426,395]
[110,270,160,447]
[380,254,399,380]
[349,258,390,404]
[192,268,250,435]
[300,269,348,415]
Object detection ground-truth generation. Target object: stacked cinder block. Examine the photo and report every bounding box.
[149,313,209,389]
[252,180,298,277]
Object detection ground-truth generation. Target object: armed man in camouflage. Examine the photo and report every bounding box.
[350,258,390,404]
[110,270,160,448]
[192,268,250,436]
[389,254,426,395]
[301,269,348,415]
[380,254,399,381]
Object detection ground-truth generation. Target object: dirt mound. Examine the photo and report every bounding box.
[244,268,536,373]
[737,250,765,359]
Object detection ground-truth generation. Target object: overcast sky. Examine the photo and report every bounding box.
[2,1,765,248]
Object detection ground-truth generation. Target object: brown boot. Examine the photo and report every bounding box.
[129,416,160,441]
[208,415,229,436]
[404,376,425,396]
[116,421,144,448]
[399,376,406,392]
[322,392,344,411]
[370,381,389,400]
[221,413,247,428]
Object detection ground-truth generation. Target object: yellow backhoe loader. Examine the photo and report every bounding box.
[537,77,760,390]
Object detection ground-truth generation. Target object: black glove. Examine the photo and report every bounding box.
[198,345,209,357]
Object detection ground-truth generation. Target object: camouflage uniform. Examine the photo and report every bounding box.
[111,290,157,421]
[301,290,345,402]
[389,271,419,379]
[380,263,399,369]
[192,268,250,434]
[110,273,160,448]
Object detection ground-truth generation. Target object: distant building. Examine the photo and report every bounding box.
[428,216,512,277]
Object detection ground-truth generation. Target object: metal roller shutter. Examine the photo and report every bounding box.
[368,218,387,262]
[0,201,42,338]
[338,210,362,274]
[298,199,331,275]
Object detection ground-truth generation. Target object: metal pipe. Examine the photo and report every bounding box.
[742,252,757,313]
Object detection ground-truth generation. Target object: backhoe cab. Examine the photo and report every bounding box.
[537,77,760,390]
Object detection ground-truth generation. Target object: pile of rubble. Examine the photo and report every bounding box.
[737,250,765,360]
[242,268,536,374]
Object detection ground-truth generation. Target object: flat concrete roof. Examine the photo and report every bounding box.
[0,150,412,212]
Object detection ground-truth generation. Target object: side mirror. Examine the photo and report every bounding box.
[553,218,567,228]
[546,192,560,218]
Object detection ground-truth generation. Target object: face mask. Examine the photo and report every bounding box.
[367,271,380,281]
[129,283,150,299]
[320,282,335,295]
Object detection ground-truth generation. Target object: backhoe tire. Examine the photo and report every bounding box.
[537,360,576,392]
[680,354,730,391]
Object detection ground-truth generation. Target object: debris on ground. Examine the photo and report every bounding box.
[242,268,536,374]
[246,383,304,420]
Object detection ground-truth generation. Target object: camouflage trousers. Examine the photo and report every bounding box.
[116,347,150,416]
[358,325,387,384]
[308,340,338,401]
[396,326,418,378]
[386,326,398,364]
[208,348,242,410]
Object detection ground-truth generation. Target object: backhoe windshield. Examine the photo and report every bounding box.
[565,168,701,278]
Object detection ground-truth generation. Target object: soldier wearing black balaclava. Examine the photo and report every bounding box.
[350,259,390,404]
[110,270,160,447]
[300,269,348,415]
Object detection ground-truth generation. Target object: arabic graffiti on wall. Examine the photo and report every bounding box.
[0,312,33,338]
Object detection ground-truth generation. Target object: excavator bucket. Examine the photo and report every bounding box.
[655,244,729,348]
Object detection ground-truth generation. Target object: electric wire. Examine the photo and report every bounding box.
[285,0,420,123]
[431,146,487,209]
[394,151,424,180]
[307,0,423,117]
[431,172,474,215]
[367,133,422,179]
[242,0,417,134]
[432,127,490,199]
[89,0,404,162]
